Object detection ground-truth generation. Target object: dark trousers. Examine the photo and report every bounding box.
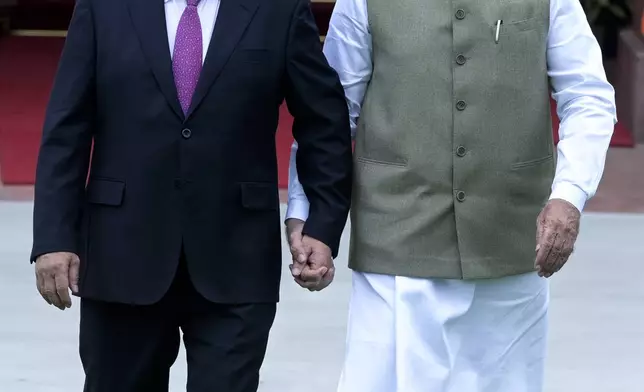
[79,256,276,392]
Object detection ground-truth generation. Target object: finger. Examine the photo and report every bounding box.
[300,266,328,283]
[316,267,336,291]
[69,257,80,294]
[289,242,306,263]
[289,261,307,277]
[535,211,547,249]
[323,266,336,283]
[542,232,562,275]
[55,272,72,309]
[292,249,310,265]
[35,270,51,305]
[551,241,573,276]
[295,265,328,291]
[289,233,310,264]
[43,274,63,309]
[294,275,322,290]
[534,229,553,271]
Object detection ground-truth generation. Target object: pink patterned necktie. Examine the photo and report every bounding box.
[173,0,203,114]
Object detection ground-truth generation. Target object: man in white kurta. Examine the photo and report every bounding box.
[285,0,617,390]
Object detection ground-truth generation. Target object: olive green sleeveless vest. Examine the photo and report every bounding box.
[349,0,554,279]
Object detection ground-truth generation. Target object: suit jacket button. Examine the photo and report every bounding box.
[181,128,192,139]
[456,145,467,156]
[455,9,466,19]
[456,54,467,65]
[456,191,466,202]
[456,100,467,111]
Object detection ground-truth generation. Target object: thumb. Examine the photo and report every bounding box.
[536,217,546,252]
[68,256,80,293]
[289,248,310,277]
[291,237,311,264]
[297,249,308,264]
[288,231,304,259]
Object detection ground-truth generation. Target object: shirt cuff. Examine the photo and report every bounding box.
[549,182,588,212]
[285,198,310,222]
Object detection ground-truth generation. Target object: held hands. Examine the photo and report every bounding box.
[534,199,581,278]
[35,252,80,310]
[286,219,335,291]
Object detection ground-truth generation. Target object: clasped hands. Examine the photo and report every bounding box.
[286,219,335,291]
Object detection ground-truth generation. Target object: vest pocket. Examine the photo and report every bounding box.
[492,17,539,36]
[355,156,407,167]
[510,154,553,170]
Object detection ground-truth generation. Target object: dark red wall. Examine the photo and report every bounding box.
[9,1,74,30]
[7,0,334,33]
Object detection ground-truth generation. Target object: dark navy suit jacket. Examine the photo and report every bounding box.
[31,0,353,305]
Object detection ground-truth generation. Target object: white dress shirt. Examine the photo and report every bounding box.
[287,0,617,222]
[164,0,221,63]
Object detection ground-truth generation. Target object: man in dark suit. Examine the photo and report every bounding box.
[30,0,353,390]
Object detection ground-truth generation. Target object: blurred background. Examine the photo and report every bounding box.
[0,0,643,391]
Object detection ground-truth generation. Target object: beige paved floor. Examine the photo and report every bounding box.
[1,203,643,392]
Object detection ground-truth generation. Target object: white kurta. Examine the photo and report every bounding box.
[337,272,548,392]
[285,0,615,390]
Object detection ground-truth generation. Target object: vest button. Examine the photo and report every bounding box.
[455,9,466,19]
[456,191,466,202]
[456,146,467,156]
[456,100,467,111]
[181,128,192,139]
[456,54,467,65]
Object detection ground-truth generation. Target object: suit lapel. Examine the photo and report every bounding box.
[185,0,260,119]
[127,0,184,121]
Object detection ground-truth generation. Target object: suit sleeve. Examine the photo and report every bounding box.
[30,0,96,262]
[283,0,353,257]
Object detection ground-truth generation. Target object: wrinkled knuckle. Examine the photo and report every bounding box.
[52,260,66,271]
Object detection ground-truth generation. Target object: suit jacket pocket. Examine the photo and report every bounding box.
[86,178,125,206]
[510,154,553,170]
[240,182,279,211]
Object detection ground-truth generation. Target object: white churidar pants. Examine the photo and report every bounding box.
[337,271,549,392]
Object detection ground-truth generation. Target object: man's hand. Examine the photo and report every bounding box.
[286,218,309,274]
[35,252,80,310]
[286,218,336,291]
[534,199,581,278]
